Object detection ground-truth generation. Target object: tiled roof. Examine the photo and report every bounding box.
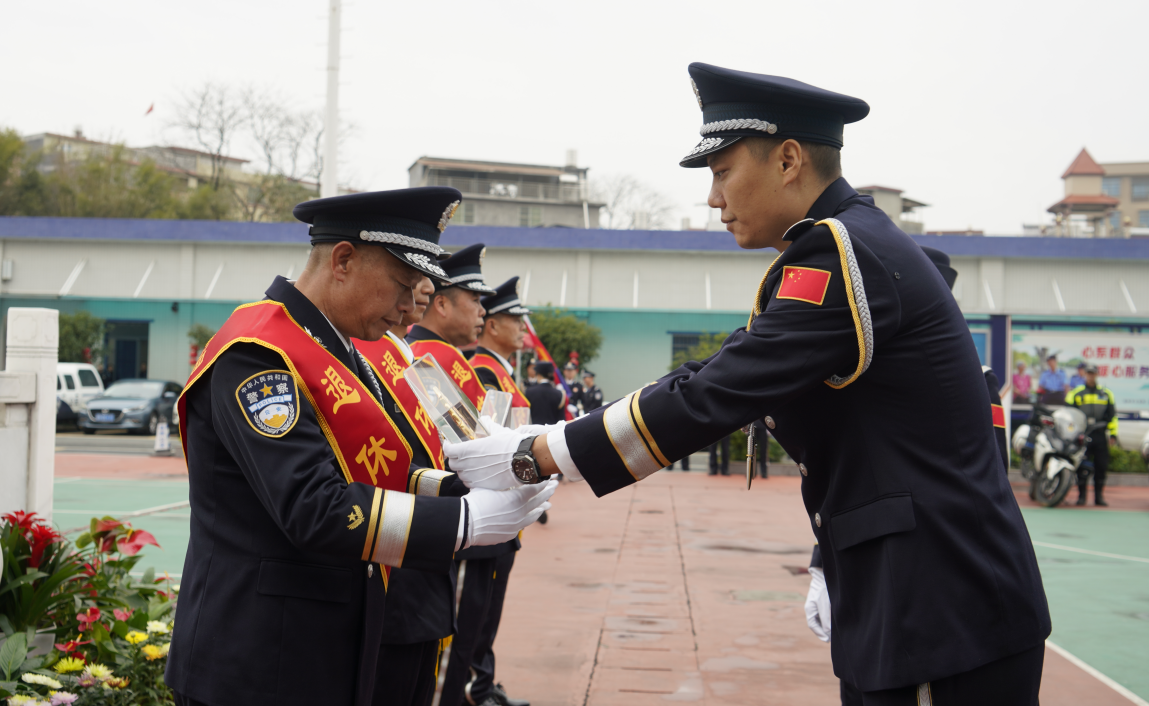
[1047,194,1120,212]
[1061,148,1106,178]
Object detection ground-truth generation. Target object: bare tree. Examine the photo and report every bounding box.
[169,83,247,190]
[591,174,677,230]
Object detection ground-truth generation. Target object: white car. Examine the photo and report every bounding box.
[57,362,105,422]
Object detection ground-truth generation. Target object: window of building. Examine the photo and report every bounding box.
[671,333,701,360]
[455,202,475,225]
[1101,177,1122,198]
[519,206,542,227]
[1133,178,1149,202]
[1139,210,1149,227]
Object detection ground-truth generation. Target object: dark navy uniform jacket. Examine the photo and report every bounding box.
[582,384,604,412]
[564,178,1050,691]
[167,278,462,706]
[524,382,565,425]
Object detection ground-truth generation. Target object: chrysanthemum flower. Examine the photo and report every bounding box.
[83,663,112,681]
[104,677,130,689]
[145,620,170,634]
[22,673,63,688]
[53,657,86,674]
[141,644,165,661]
[125,630,148,644]
[50,693,80,706]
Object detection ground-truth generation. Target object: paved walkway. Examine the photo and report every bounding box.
[52,455,1149,704]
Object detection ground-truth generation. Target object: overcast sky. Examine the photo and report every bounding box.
[4,0,1145,234]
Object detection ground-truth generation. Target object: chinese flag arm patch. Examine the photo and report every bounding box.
[777,266,832,306]
[991,404,1005,428]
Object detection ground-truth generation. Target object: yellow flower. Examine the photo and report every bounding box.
[146,620,171,634]
[22,673,63,688]
[85,663,113,680]
[104,677,130,689]
[53,656,86,673]
[141,644,166,661]
[159,642,171,657]
[125,630,148,644]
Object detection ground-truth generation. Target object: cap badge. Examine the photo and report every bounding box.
[479,246,487,267]
[438,201,461,232]
[690,78,703,109]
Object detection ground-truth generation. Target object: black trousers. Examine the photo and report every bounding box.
[440,551,516,706]
[839,642,1044,705]
[373,639,441,706]
[708,436,730,475]
[1079,437,1109,492]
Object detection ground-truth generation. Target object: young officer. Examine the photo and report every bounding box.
[167,189,555,706]
[445,64,1051,704]
[1067,364,1118,506]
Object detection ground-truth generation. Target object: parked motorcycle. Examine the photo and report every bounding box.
[1012,404,1107,507]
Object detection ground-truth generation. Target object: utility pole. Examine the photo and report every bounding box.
[321,0,341,198]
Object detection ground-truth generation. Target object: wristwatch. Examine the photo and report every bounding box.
[511,435,543,484]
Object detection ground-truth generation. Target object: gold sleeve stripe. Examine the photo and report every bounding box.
[413,469,453,496]
[371,491,416,568]
[603,390,663,481]
[360,487,383,562]
[818,218,873,390]
[629,389,670,468]
[406,469,425,495]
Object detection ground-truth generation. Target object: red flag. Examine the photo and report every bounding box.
[523,315,574,420]
[144,103,154,116]
[777,266,832,306]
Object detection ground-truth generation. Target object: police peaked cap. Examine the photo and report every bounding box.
[293,187,462,283]
[481,276,530,316]
[534,361,554,378]
[920,246,958,291]
[680,62,870,168]
[433,243,496,294]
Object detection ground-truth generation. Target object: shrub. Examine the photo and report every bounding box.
[1109,446,1147,474]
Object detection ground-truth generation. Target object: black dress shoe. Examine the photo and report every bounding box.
[538,510,548,524]
[492,683,530,706]
[1075,493,1087,506]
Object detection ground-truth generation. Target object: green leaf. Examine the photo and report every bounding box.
[0,616,13,638]
[111,620,129,639]
[147,598,174,621]
[127,611,148,630]
[0,681,17,697]
[74,531,92,548]
[0,632,27,680]
[19,654,43,673]
[0,570,48,597]
[141,567,155,585]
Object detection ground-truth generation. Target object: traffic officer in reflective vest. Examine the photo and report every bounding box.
[1067,364,1118,506]
[167,188,555,706]
[444,64,1051,704]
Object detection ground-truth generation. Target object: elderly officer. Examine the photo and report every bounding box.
[445,64,1050,704]
[167,188,555,706]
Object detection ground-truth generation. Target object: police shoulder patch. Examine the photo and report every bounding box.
[236,370,299,438]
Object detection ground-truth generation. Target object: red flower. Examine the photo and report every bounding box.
[2,510,37,531]
[69,651,87,662]
[93,518,124,534]
[82,563,98,577]
[116,528,160,556]
[112,608,133,622]
[55,638,92,653]
[76,607,102,632]
[27,523,62,568]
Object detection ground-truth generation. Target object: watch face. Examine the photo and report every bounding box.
[512,455,536,482]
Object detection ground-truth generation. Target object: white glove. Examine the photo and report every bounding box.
[464,479,558,547]
[804,566,831,642]
[445,421,564,489]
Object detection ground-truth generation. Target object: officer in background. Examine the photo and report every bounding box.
[446,64,1049,704]
[1068,363,1117,507]
[168,189,554,706]
[524,361,565,425]
[462,276,534,706]
[580,370,604,413]
[563,362,585,411]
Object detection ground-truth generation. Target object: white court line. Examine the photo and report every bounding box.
[60,501,191,534]
[1032,541,1149,565]
[1047,640,1149,705]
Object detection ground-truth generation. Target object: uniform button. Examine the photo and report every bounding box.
[814,513,822,527]
[799,463,808,476]
[764,416,775,430]
[367,564,374,578]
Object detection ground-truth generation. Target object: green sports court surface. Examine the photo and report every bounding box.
[51,476,1149,701]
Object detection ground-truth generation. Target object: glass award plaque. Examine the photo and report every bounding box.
[508,407,532,430]
[480,390,513,428]
[402,354,487,444]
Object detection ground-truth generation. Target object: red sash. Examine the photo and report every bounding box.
[178,301,413,582]
[354,334,445,469]
[408,339,487,409]
[469,352,530,408]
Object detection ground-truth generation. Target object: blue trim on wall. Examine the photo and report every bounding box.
[2,216,1149,260]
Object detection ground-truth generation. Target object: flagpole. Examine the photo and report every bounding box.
[321,0,341,198]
